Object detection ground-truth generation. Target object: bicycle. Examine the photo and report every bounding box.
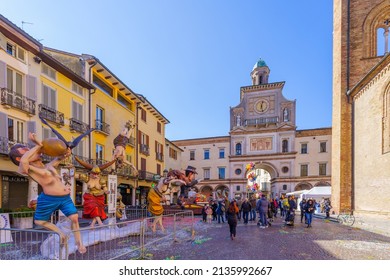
[337,212,355,226]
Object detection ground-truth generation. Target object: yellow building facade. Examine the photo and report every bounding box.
[0,15,94,209]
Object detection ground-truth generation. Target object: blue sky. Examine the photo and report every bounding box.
[1,0,333,140]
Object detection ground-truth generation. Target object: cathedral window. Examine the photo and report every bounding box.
[362,4,390,58]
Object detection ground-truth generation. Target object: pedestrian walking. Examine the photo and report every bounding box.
[227,200,239,240]
[216,201,225,223]
[256,194,269,228]
[241,198,251,224]
[206,205,213,224]
[249,196,257,221]
[325,199,332,219]
[299,198,307,223]
[304,198,315,228]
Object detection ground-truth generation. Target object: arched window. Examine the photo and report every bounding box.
[282,139,288,153]
[235,143,242,155]
[362,3,390,58]
[377,26,389,56]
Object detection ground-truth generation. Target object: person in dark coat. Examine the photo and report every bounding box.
[304,198,315,227]
[256,194,269,228]
[240,198,251,224]
[227,200,239,240]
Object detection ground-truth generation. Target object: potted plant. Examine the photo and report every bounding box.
[10,206,35,229]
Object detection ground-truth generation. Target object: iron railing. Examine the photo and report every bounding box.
[38,104,64,126]
[1,88,36,115]
[69,118,90,133]
[139,144,150,155]
[95,119,110,135]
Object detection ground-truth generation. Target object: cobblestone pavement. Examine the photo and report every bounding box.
[146,216,390,260]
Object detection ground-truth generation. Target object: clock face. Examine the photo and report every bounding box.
[255,99,269,113]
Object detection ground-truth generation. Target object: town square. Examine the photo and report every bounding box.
[0,0,389,277]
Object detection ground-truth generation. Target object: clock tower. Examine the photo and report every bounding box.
[229,59,297,197]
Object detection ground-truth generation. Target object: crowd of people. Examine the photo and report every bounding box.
[201,194,333,240]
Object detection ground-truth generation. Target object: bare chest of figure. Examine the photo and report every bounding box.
[30,165,70,196]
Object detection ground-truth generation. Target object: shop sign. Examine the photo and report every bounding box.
[2,175,29,183]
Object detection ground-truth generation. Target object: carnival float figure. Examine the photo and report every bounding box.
[147,170,186,233]
[111,121,138,176]
[74,156,115,227]
[40,116,95,156]
[116,191,126,220]
[9,133,86,253]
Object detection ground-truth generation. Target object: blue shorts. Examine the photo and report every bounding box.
[34,193,77,221]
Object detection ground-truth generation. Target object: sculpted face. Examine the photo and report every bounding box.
[15,146,30,162]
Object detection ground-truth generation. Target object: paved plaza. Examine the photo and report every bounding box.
[146,214,390,260]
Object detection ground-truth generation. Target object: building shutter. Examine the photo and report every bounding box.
[0,60,6,88]
[26,75,37,101]
[0,111,8,138]
[27,121,36,147]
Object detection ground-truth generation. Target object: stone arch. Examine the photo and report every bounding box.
[362,2,390,57]
[252,161,279,178]
[199,185,213,199]
[314,181,331,186]
[215,184,229,199]
[294,182,313,191]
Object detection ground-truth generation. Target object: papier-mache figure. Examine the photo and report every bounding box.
[40,116,95,155]
[9,132,86,254]
[147,171,186,233]
[111,121,138,176]
[74,156,115,227]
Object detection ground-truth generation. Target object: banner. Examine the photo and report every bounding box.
[107,174,117,214]
[0,213,13,243]
[59,167,75,218]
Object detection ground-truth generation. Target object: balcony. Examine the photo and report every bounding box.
[156,152,163,162]
[244,116,279,127]
[0,136,28,155]
[39,104,64,126]
[139,144,150,156]
[0,136,10,155]
[138,170,159,182]
[95,120,110,135]
[1,88,36,115]
[116,165,138,178]
[69,118,90,133]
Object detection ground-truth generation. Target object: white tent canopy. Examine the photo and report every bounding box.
[302,186,331,200]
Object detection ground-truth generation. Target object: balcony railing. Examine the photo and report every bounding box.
[95,120,110,135]
[1,88,36,115]
[244,116,279,126]
[156,152,163,162]
[139,144,150,156]
[138,170,159,182]
[39,104,64,126]
[116,165,138,178]
[69,118,90,133]
[0,136,28,155]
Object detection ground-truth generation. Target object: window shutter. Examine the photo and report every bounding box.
[146,135,149,146]
[50,88,56,109]
[0,112,8,138]
[0,60,6,88]
[72,100,77,119]
[26,75,37,101]
[43,85,49,106]
[27,121,36,146]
